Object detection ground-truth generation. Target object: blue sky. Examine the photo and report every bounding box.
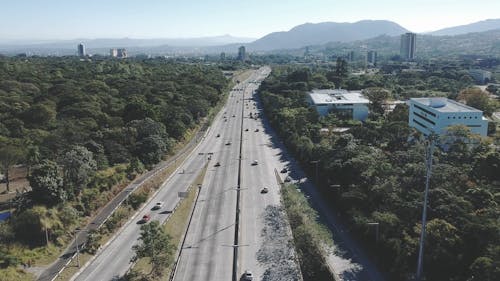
[1,0,500,39]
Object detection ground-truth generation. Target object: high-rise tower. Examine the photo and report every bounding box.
[77,43,86,57]
[237,46,247,61]
[400,33,416,60]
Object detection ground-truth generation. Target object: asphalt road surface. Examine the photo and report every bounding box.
[238,68,301,280]
[172,68,278,281]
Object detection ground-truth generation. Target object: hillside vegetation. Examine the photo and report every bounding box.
[0,57,229,276]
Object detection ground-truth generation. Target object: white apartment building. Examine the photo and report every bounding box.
[307,89,369,121]
[408,98,488,136]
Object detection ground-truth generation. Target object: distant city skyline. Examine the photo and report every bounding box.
[1,0,500,40]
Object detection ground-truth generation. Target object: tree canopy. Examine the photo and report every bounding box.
[259,66,500,281]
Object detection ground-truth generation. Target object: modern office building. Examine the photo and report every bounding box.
[347,51,355,61]
[117,48,127,58]
[408,98,488,136]
[110,48,127,58]
[307,89,369,121]
[400,33,416,60]
[237,46,247,61]
[77,43,86,57]
[367,50,377,66]
[468,69,492,84]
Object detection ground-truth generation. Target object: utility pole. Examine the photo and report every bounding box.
[74,228,88,267]
[416,136,435,281]
[75,231,80,267]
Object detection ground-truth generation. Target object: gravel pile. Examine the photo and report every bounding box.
[257,205,302,281]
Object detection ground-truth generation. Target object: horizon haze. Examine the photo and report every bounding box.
[1,0,500,40]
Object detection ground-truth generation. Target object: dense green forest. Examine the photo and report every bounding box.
[0,57,229,275]
[259,66,499,281]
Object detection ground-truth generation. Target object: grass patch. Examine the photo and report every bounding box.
[0,267,35,281]
[131,164,207,280]
[281,183,337,281]
[233,69,253,84]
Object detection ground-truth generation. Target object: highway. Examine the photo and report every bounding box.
[172,67,302,281]
[73,68,298,281]
[237,69,302,280]
[72,71,252,281]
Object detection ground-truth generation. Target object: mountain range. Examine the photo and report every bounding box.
[1,19,499,55]
[245,20,408,51]
[428,18,500,36]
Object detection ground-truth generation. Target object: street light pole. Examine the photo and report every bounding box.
[416,137,435,281]
[74,228,88,268]
[75,231,80,267]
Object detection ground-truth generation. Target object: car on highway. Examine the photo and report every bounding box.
[214,162,221,167]
[152,202,163,210]
[141,214,151,223]
[241,270,253,280]
[280,168,288,173]
[251,160,258,166]
[260,187,269,194]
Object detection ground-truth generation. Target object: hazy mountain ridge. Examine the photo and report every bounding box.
[0,35,254,49]
[429,19,500,36]
[246,20,409,51]
[1,19,500,55]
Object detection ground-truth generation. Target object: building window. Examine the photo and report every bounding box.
[413,119,428,129]
[414,112,436,125]
[331,108,353,120]
[414,104,437,117]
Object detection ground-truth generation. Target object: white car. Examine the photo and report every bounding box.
[152,202,163,210]
[251,160,258,166]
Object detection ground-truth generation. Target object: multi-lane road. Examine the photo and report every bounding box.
[73,67,301,281]
[72,66,384,281]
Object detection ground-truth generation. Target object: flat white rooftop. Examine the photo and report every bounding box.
[309,89,369,104]
[411,98,483,113]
